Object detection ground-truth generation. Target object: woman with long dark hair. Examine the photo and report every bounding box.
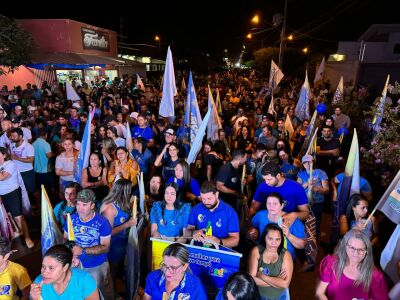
[340,194,376,241]
[150,183,190,242]
[248,223,293,300]
[81,152,109,204]
[166,160,200,204]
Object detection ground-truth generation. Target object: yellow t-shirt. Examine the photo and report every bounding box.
[0,261,31,300]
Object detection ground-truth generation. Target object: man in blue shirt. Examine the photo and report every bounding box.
[131,137,154,179]
[249,162,309,225]
[131,113,155,148]
[185,181,240,248]
[64,189,114,300]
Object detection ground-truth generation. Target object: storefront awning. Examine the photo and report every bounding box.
[27,52,141,69]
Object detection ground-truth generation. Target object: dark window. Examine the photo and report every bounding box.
[394,44,400,54]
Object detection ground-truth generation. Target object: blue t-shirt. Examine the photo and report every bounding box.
[131,125,154,142]
[188,200,239,239]
[336,173,372,196]
[297,169,328,204]
[280,162,299,180]
[32,137,51,173]
[253,179,308,212]
[108,203,130,262]
[252,210,306,260]
[53,201,76,228]
[63,212,112,268]
[132,148,154,176]
[166,177,201,197]
[150,201,191,237]
[34,268,97,300]
[144,269,207,300]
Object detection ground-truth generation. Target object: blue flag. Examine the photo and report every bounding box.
[295,71,310,121]
[41,186,63,256]
[184,71,202,146]
[159,46,177,119]
[187,109,212,164]
[74,113,92,183]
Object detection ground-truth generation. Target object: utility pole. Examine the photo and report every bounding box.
[278,0,288,69]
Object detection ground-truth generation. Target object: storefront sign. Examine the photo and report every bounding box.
[81,27,109,51]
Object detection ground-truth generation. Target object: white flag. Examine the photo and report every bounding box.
[268,95,276,115]
[207,86,222,142]
[136,74,145,91]
[159,46,177,118]
[269,60,284,91]
[66,81,81,102]
[332,76,344,104]
[314,56,325,84]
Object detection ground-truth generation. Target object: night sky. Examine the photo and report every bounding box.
[6,0,399,63]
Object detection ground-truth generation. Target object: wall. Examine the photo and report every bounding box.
[18,19,118,57]
[324,61,360,89]
[0,66,36,89]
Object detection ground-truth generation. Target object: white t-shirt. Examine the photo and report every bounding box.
[22,127,32,142]
[55,152,75,182]
[0,132,10,148]
[0,160,19,195]
[10,141,34,172]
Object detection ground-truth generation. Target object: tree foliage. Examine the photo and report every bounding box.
[361,105,400,171]
[0,15,34,75]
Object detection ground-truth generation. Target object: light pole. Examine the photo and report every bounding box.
[278,0,288,69]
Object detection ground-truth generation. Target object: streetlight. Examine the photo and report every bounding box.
[246,33,253,39]
[287,34,293,41]
[154,35,161,57]
[251,14,260,25]
[302,47,308,54]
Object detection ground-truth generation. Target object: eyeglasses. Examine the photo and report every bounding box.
[160,262,183,274]
[346,244,367,255]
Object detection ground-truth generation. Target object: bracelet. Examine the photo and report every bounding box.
[82,248,87,255]
[219,238,223,246]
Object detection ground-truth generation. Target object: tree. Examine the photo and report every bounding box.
[0,15,34,76]
[361,104,400,172]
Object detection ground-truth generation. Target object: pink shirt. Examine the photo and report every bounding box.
[319,255,388,300]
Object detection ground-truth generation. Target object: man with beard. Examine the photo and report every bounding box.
[249,162,309,225]
[185,181,239,248]
[316,125,340,179]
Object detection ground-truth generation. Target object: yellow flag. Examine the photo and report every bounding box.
[67,213,74,241]
[132,195,137,219]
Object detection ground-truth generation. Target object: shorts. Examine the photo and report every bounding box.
[1,188,22,217]
[20,169,36,194]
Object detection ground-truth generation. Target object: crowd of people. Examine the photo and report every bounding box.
[0,68,398,300]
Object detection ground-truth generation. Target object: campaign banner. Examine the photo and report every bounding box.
[151,238,242,290]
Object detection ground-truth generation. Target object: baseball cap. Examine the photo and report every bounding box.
[15,105,22,110]
[301,155,313,164]
[76,189,96,203]
[165,128,175,136]
[130,112,139,119]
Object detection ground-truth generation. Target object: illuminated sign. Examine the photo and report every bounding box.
[81,27,109,51]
